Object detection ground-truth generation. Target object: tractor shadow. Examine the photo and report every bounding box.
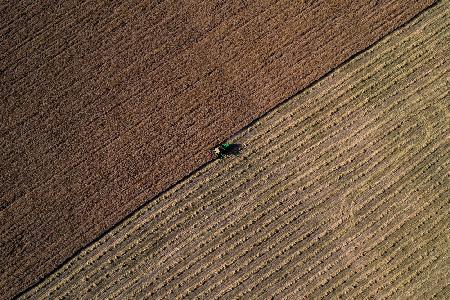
[223,143,242,156]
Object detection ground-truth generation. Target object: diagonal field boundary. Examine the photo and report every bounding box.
[18,0,450,298]
[0,1,437,297]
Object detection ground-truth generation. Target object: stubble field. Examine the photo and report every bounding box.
[19,1,450,299]
[1,1,436,297]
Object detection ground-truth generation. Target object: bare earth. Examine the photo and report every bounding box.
[18,1,450,299]
[0,0,436,298]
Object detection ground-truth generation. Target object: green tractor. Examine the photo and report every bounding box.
[212,143,240,159]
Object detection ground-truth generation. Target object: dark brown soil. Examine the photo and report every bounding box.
[0,0,434,298]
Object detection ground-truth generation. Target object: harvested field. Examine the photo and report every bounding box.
[18,1,450,299]
[0,0,436,298]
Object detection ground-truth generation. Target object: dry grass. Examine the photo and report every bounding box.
[2,1,435,297]
[19,0,449,299]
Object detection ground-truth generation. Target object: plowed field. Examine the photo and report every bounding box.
[1,0,435,298]
[18,0,450,298]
